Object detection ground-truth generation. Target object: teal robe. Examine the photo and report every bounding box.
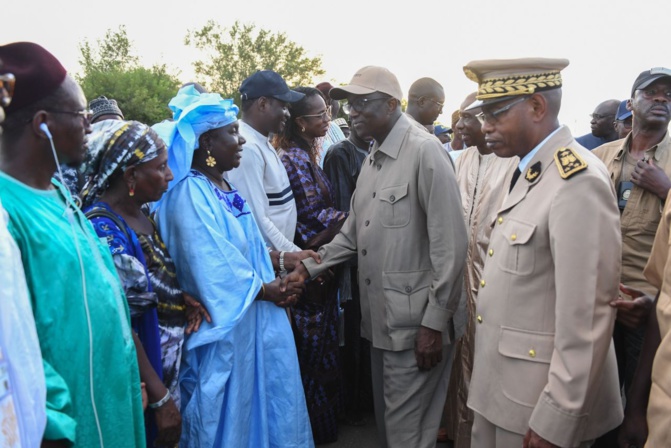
[0,171,145,447]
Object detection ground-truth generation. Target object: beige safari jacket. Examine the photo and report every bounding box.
[303,113,467,351]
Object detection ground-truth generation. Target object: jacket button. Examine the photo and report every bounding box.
[376,164,382,171]
[365,220,370,226]
[390,195,396,202]
[373,192,376,198]
[488,249,494,257]
[404,286,412,293]
[365,279,371,285]
[362,249,367,256]
[480,279,486,287]
[477,315,483,323]
[511,234,517,241]
[498,216,503,224]
[529,349,536,358]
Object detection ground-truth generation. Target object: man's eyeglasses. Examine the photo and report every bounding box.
[590,113,615,120]
[422,97,445,109]
[0,73,15,108]
[476,96,529,125]
[343,96,390,114]
[46,108,94,123]
[298,106,332,121]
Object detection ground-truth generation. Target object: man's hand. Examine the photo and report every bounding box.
[523,429,559,448]
[154,397,182,446]
[283,250,321,271]
[617,407,648,448]
[184,292,212,335]
[264,278,304,308]
[281,263,310,291]
[632,159,671,199]
[414,326,442,371]
[610,284,655,329]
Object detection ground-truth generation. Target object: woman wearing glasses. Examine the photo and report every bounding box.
[274,86,348,444]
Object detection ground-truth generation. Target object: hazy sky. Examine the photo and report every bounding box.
[2,0,667,135]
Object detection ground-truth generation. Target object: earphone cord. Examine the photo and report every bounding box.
[46,134,105,448]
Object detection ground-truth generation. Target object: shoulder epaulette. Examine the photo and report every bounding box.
[554,147,587,179]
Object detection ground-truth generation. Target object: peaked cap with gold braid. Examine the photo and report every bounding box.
[463,58,569,108]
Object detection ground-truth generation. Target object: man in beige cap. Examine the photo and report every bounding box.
[463,58,623,448]
[282,65,467,448]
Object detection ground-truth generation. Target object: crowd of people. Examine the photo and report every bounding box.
[1,40,671,448]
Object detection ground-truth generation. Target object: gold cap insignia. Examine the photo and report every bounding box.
[554,147,587,179]
[525,161,542,182]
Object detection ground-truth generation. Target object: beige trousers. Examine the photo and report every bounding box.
[472,412,594,448]
[371,344,453,448]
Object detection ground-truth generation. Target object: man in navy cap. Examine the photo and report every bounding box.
[613,99,633,140]
[593,67,671,447]
[226,70,305,256]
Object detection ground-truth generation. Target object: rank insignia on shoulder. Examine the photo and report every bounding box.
[525,161,541,182]
[554,147,587,179]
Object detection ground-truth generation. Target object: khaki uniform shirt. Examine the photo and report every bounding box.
[303,113,467,351]
[642,191,671,447]
[468,127,623,447]
[593,132,671,296]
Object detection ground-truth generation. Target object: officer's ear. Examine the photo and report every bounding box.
[528,93,547,122]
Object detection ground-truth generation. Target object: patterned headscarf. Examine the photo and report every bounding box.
[80,120,165,207]
[151,85,239,202]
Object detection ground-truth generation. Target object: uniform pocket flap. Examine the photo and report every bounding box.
[379,184,408,204]
[382,270,432,294]
[498,326,554,364]
[502,218,536,246]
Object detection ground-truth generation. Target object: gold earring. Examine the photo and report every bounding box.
[206,149,217,167]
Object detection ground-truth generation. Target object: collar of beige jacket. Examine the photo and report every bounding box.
[498,126,574,214]
[373,113,412,160]
[615,130,669,162]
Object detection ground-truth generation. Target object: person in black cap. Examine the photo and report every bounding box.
[592,66,671,448]
[89,95,124,123]
[226,70,306,255]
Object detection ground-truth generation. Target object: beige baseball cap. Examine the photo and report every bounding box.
[330,66,403,101]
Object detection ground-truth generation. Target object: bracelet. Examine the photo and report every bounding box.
[261,284,266,300]
[148,389,171,409]
[279,251,286,272]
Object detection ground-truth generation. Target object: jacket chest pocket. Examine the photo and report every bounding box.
[496,218,536,276]
[379,184,410,228]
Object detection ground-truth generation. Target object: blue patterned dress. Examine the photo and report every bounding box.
[282,145,348,444]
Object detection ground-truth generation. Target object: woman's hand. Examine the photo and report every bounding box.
[263,278,304,308]
[184,292,212,335]
[153,396,182,446]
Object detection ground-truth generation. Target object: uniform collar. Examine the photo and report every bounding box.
[518,125,562,173]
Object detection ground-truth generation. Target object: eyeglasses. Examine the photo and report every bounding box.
[590,113,615,120]
[476,96,528,125]
[46,108,94,123]
[298,106,332,121]
[0,73,15,108]
[422,97,445,109]
[343,96,390,114]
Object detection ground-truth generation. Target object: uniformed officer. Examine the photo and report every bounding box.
[463,58,623,448]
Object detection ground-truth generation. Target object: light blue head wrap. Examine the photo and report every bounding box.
[152,85,239,200]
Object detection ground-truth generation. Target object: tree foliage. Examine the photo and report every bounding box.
[186,21,325,103]
[77,26,180,125]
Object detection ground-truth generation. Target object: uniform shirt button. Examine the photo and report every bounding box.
[480,279,486,287]
[372,192,376,198]
[488,249,494,257]
[390,195,396,202]
[511,234,517,241]
[365,279,371,285]
[362,249,367,256]
[529,349,536,358]
[477,315,483,323]
[365,220,370,226]
[404,286,412,293]
[498,216,503,224]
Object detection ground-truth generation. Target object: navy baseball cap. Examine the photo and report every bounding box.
[631,67,671,97]
[616,100,632,121]
[434,124,451,136]
[239,70,304,103]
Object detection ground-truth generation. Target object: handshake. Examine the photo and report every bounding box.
[262,249,321,308]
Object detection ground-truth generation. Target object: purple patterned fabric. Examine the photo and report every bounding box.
[281,146,347,246]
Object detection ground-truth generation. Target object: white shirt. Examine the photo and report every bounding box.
[0,200,47,447]
[226,120,300,251]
